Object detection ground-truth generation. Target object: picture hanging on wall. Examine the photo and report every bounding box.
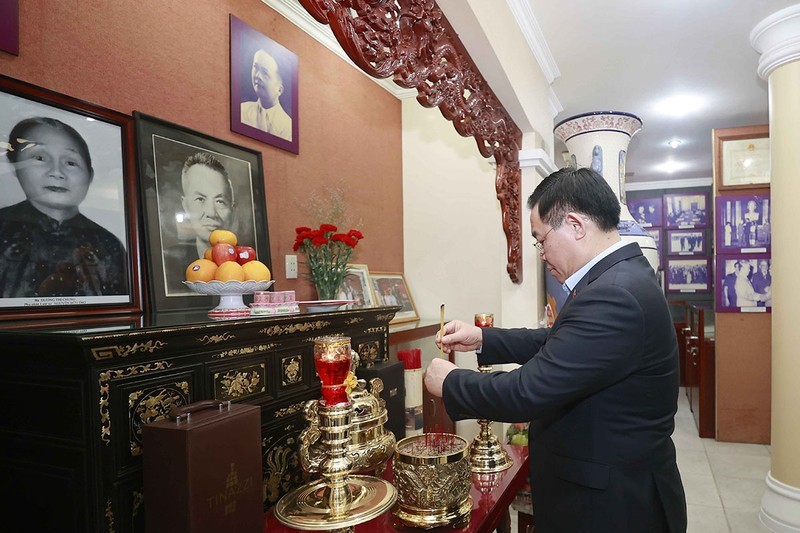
[665,257,711,293]
[664,192,709,229]
[666,229,705,256]
[0,74,143,320]
[628,197,663,227]
[646,229,662,268]
[715,194,771,254]
[134,112,271,313]
[716,254,771,313]
[230,14,299,154]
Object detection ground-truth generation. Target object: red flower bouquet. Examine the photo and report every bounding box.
[293,224,363,299]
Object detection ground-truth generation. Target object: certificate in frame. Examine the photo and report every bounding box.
[713,125,770,191]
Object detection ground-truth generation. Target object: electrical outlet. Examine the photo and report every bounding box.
[285,254,298,279]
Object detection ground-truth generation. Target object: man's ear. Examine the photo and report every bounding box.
[564,212,587,240]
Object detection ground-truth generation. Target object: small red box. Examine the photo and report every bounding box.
[143,401,263,533]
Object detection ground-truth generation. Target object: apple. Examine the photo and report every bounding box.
[510,433,528,447]
[235,245,257,265]
[211,243,237,266]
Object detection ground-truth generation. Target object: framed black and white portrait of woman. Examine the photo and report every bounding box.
[716,194,771,254]
[0,75,143,320]
[135,113,271,313]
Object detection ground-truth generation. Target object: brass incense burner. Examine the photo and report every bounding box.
[391,433,472,529]
[300,376,395,475]
[275,336,396,531]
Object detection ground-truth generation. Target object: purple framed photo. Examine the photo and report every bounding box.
[716,254,771,313]
[716,195,771,254]
[627,197,663,227]
[230,14,299,154]
[665,257,711,293]
[666,229,705,256]
[664,192,709,229]
[647,229,662,268]
[0,0,19,56]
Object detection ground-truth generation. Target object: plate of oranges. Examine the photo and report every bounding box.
[182,229,273,318]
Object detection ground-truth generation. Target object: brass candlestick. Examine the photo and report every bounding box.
[470,314,513,473]
[275,336,396,530]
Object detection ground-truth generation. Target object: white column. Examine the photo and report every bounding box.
[751,6,800,531]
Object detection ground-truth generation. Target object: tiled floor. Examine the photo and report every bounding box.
[508,387,771,532]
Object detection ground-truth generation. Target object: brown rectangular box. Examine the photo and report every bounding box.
[143,401,263,533]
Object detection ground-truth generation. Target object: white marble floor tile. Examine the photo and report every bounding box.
[704,439,771,457]
[726,509,770,533]
[716,475,766,512]
[687,504,731,533]
[682,472,724,507]
[676,448,713,476]
[673,429,709,452]
[708,453,771,481]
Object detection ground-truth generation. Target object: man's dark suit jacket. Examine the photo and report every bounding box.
[442,243,687,532]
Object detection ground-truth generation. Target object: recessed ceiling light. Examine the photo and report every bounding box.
[667,139,682,149]
[656,160,685,174]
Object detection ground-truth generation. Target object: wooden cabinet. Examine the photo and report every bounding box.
[685,304,716,438]
[0,307,398,533]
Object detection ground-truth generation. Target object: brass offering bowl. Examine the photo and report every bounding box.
[391,433,472,529]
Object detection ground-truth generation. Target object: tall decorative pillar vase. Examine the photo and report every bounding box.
[549,111,657,315]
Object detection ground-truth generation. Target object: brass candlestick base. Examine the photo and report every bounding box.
[275,400,396,530]
[469,365,513,473]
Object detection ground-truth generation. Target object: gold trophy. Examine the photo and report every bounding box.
[274,336,396,531]
[469,314,513,473]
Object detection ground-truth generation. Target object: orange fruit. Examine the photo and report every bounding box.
[203,247,213,261]
[215,260,246,282]
[209,229,237,247]
[185,259,217,282]
[242,260,271,281]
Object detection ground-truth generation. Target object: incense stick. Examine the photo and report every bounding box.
[439,303,445,359]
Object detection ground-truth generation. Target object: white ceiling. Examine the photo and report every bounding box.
[452,0,798,184]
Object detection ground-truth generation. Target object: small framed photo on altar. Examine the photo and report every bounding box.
[665,258,711,293]
[716,195,771,254]
[714,125,770,191]
[627,197,663,227]
[664,192,709,229]
[716,254,771,313]
[666,229,705,256]
[368,272,418,323]
[341,264,376,309]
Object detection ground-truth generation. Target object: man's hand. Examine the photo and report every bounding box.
[435,320,484,353]
[424,357,457,397]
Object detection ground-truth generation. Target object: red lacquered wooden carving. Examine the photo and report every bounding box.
[298,0,523,282]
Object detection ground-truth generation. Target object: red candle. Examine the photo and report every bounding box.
[313,336,352,405]
[474,313,494,328]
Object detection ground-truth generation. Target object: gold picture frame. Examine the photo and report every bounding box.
[714,124,770,191]
[368,272,418,324]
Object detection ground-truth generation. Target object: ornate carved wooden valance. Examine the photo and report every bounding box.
[298,0,524,282]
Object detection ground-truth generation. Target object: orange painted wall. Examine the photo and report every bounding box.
[0,0,403,303]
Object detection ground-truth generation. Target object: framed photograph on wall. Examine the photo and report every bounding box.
[369,272,418,323]
[0,74,143,320]
[135,112,271,313]
[230,14,299,154]
[713,125,770,191]
[666,229,705,256]
[627,197,663,227]
[665,257,711,293]
[716,254,771,313]
[646,229,662,269]
[716,194,771,254]
[664,192,709,229]
[341,264,376,309]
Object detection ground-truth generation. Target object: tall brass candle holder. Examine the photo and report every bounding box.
[274,336,396,531]
[470,314,513,473]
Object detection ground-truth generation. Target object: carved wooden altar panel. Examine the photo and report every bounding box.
[298,0,524,282]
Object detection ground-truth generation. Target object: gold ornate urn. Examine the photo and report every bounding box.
[300,376,395,476]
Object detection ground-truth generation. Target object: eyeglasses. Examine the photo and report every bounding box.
[533,226,555,252]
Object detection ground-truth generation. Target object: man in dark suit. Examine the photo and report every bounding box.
[425,167,687,532]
